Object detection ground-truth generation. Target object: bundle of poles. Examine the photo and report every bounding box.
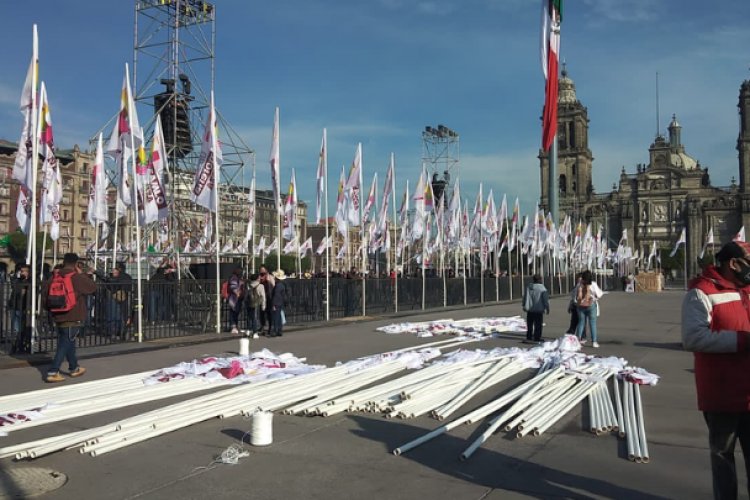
[0,335,655,463]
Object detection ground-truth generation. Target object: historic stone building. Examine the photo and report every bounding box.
[540,69,749,278]
[0,140,306,267]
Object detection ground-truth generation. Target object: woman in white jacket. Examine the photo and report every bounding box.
[575,270,604,347]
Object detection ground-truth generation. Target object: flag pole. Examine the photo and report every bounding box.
[323,129,330,321]
[211,93,221,335]
[359,145,366,317]
[29,25,40,354]
[129,124,144,344]
[391,153,397,313]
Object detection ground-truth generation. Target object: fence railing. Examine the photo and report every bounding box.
[0,273,615,355]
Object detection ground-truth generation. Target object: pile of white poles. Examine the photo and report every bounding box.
[0,337,473,459]
[376,317,527,337]
[391,347,657,463]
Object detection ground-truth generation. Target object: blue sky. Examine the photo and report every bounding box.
[1,0,749,218]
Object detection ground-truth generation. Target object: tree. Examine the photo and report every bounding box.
[4,230,53,263]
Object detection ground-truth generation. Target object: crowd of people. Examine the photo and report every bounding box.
[224,264,287,338]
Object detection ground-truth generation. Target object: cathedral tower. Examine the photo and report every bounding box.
[539,66,594,220]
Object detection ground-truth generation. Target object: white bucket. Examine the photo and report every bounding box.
[250,409,273,446]
[239,338,250,357]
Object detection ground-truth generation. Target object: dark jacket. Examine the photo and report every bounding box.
[522,283,550,314]
[8,277,31,311]
[42,267,96,324]
[271,280,286,309]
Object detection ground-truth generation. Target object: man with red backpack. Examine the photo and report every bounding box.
[42,253,96,383]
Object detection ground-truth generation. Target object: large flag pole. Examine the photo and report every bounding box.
[322,129,330,321]
[542,0,562,224]
[211,93,222,334]
[270,107,282,272]
[391,153,398,313]
[128,127,144,342]
[359,145,366,316]
[28,25,40,354]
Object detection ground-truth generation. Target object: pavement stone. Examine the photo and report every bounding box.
[0,289,740,499]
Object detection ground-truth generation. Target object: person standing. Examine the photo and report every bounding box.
[43,253,96,383]
[566,273,583,336]
[258,265,273,336]
[225,267,245,334]
[269,270,287,337]
[245,273,266,336]
[522,274,549,342]
[682,241,750,500]
[8,264,31,353]
[575,270,604,347]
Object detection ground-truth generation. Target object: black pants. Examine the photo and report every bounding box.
[704,411,750,500]
[526,311,543,341]
[566,305,579,335]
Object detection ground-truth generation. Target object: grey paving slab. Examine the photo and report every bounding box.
[0,290,738,499]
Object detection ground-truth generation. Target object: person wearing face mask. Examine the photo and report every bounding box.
[682,240,750,499]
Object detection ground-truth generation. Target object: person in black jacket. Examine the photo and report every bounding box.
[269,270,287,337]
[258,265,273,336]
[8,264,31,353]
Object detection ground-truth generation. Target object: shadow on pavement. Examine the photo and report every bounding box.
[349,416,670,500]
[634,342,684,351]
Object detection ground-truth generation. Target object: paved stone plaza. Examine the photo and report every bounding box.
[0,290,732,499]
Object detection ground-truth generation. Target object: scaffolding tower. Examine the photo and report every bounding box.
[94,0,255,259]
[422,124,459,204]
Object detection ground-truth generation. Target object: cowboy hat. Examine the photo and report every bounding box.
[272,269,287,280]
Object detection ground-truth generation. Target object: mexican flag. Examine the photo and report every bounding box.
[541,0,562,151]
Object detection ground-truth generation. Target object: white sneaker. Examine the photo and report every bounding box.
[230,327,239,335]
[580,339,587,345]
[252,333,259,339]
[592,342,600,348]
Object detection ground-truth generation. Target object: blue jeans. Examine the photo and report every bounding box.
[246,306,261,332]
[271,308,283,336]
[48,325,81,375]
[576,304,598,342]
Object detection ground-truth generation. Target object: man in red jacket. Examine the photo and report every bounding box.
[683,240,750,499]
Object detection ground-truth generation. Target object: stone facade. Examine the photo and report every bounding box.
[540,70,750,278]
[0,140,306,264]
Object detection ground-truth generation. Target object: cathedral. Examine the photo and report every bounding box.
[539,68,750,279]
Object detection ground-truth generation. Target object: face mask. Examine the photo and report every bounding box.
[733,259,750,285]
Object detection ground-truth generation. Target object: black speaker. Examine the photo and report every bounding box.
[154,83,193,159]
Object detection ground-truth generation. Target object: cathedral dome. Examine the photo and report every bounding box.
[558,66,577,105]
[670,152,698,170]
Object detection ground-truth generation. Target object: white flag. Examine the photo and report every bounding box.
[89,133,109,228]
[316,235,332,255]
[255,236,266,257]
[700,226,714,259]
[362,172,378,224]
[108,63,141,218]
[669,227,687,257]
[12,25,38,189]
[191,92,221,212]
[734,226,746,243]
[282,169,297,241]
[145,116,169,223]
[37,83,62,241]
[282,238,297,255]
[315,129,326,224]
[245,176,256,242]
[266,237,279,255]
[299,237,313,257]
[345,143,362,227]
[270,106,281,215]
[335,166,348,240]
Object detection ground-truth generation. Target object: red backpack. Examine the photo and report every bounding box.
[47,270,77,313]
[221,280,230,300]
